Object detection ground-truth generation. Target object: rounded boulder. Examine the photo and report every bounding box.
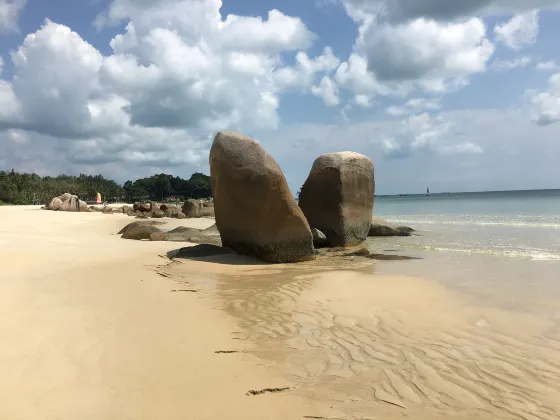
[299,152,374,247]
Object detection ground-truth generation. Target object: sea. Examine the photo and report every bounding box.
[369,189,560,318]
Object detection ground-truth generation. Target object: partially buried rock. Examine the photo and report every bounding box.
[121,224,162,240]
[149,224,221,246]
[299,152,375,247]
[169,244,234,259]
[311,228,327,247]
[102,206,113,214]
[163,206,184,218]
[151,210,165,218]
[117,221,164,235]
[210,131,314,263]
[368,217,411,237]
[133,202,150,213]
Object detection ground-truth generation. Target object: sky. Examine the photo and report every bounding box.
[0,0,560,194]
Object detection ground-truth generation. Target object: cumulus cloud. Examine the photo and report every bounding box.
[376,113,482,158]
[0,0,341,169]
[536,61,559,71]
[311,76,340,106]
[333,0,496,103]
[529,73,560,125]
[0,0,26,33]
[494,10,540,50]
[360,18,493,82]
[386,98,441,116]
[490,56,532,71]
[341,0,560,23]
[273,47,340,90]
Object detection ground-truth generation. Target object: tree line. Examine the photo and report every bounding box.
[0,170,212,205]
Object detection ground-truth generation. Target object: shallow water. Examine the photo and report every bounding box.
[374,189,560,261]
[370,190,560,318]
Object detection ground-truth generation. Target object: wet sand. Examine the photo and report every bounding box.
[2,206,560,419]
[163,256,560,419]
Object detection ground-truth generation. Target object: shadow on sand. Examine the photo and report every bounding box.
[167,244,269,266]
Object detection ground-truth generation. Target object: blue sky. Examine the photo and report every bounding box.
[1,0,560,194]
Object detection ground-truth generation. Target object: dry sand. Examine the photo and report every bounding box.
[2,206,560,420]
[0,206,326,420]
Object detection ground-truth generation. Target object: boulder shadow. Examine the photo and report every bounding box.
[167,244,270,266]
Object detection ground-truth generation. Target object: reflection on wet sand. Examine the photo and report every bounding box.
[161,256,560,420]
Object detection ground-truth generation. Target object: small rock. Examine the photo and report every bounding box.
[311,228,327,247]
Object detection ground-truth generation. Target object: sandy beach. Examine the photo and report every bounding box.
[2,206,560,419]
[0,206,326,420]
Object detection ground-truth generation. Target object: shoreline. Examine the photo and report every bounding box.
[2,206,560,419]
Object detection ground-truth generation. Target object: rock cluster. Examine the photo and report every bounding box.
[117,131,414,263]
[47,193,88,212]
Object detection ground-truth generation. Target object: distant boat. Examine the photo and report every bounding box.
[426,187,430,196]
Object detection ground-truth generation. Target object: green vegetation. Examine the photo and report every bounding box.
[122,173,211,202]
[0,169,211,205]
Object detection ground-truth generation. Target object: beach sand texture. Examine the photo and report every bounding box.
[0,206,325,420]
[2,206,560,419]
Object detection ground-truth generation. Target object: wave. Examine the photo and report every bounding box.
[420,245,560,261]
[383,216,560,229]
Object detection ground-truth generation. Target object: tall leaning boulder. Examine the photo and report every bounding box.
[298,152,374,247]
[210,131,315,263]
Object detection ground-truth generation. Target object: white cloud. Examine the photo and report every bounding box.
[536,61,559,71]
[354,94,373,108]
[273,47,340,90]
[529,73,560,126]
[386,98,441,116]
[311,75,340,106]
[490,56,532,71]
[359,18,494,83]
[341,0,560,23]
[379,112,482,158]
[0,1,342,169]
[494,10,540,50]
[333,4,495,102]
[0,0,26,33]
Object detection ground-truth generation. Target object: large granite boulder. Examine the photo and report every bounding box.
[48,193,83,211]
[57,193,73,202]
[298,152,374,247]
[48,197,63,211]
[182,199,201,218]
[210,131,314,263]
[57,195,88,212]
[181,200,214,218]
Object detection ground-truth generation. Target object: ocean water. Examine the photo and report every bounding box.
[368,190,560,317]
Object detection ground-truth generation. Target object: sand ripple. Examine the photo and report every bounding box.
[202,267,560,420]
